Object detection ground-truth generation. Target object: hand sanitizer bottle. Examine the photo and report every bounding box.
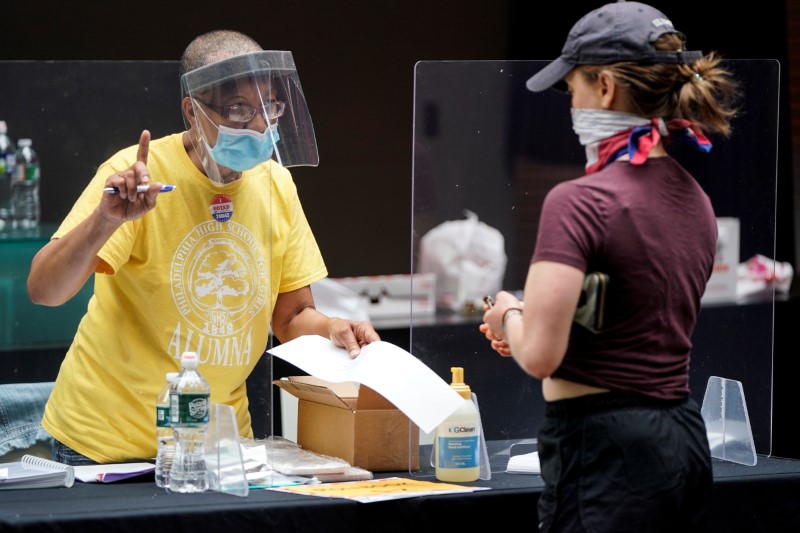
[435,367,481,482]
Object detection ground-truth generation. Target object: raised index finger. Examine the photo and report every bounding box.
[137,130,151,165]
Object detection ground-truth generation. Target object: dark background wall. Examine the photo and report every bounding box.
[2,1,798,457]
[2,0,792,278]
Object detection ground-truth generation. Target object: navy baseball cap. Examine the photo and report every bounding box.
[526,0,703,92]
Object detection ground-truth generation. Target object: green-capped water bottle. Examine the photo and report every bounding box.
[0,121,15,227]
[168,352,210,493]
[10,138,40,229]
[155,371,179,488]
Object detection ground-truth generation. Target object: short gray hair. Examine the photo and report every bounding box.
[179,30,262,78]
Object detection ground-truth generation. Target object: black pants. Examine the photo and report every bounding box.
[537,392,712,533]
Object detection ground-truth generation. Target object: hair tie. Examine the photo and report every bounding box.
[693,72,702,82]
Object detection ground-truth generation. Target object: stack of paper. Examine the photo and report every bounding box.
[506,451,540,474]
[240,437,374,487]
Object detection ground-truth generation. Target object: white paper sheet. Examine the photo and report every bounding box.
[268,335,464,433]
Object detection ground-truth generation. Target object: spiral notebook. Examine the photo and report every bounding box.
[0,454,75,489]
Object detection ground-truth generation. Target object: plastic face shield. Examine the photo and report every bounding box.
[181,50,319,182]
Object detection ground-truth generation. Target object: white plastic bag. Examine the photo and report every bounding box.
[417,210,507,312]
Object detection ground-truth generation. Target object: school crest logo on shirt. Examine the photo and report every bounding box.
[169,220,268,364]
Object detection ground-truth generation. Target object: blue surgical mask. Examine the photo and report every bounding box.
[206,124,280,172]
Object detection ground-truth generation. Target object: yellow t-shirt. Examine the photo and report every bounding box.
[41,132,327,463]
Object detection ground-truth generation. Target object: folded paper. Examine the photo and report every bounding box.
[268,335,463,434]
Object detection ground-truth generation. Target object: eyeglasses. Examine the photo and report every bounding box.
[196,99,286,123]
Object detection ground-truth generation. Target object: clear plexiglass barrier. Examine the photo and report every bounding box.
[408,60,778,477]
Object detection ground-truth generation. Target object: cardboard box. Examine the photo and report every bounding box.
[274,376,419,472]
[330,274,435,319]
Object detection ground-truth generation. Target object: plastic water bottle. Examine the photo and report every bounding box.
[155,371,179,488]
[0,121,15,227]
[10,138,40,229]
[168,352,210,493]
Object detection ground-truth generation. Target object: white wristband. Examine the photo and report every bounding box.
[502,308,523,337]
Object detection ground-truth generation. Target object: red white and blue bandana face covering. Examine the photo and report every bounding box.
[571,108,712,174]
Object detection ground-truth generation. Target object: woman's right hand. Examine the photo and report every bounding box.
[479,321,513,357]
[99,130,163,222]
[27,130,161,307]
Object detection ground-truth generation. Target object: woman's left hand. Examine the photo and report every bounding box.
[479,322,512,357]
[329,318,381,358]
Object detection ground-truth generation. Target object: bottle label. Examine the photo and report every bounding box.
[3,154,14,174]
[437,424,481,469]
[156,405,171,428]
[25,164,38,182]
[171,393,209,426]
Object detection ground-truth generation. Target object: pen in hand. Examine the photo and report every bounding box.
[483,295,495,308]
[103,185,176,194]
